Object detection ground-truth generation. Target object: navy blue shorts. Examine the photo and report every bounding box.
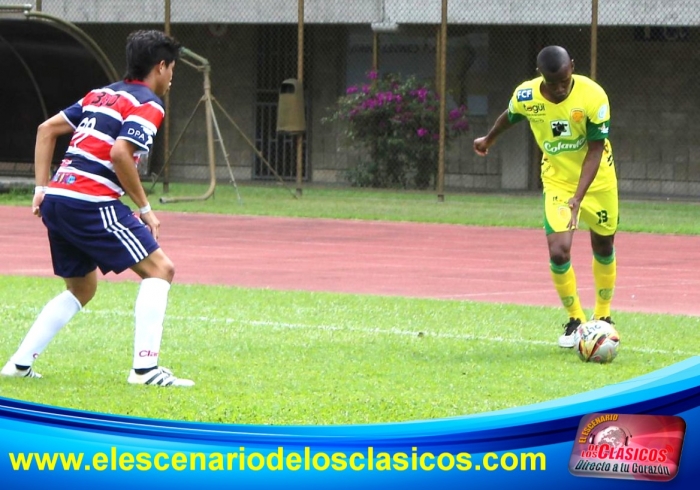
[40,196,160,278]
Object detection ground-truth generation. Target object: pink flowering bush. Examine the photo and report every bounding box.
[324,71,469,189]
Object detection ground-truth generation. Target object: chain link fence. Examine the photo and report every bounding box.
[0,0,698,198]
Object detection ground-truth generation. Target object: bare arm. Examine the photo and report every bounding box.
[567,139,605,229]
[473,109,517,156]
[33,114,74,216]
[110,140,160,239]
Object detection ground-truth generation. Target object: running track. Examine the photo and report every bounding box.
[1,205,699,316]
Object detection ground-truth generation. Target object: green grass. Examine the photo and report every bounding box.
[1,277,698,425]
[2,182,700,233]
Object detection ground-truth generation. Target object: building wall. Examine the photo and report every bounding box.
[19,0,700,26]
[65,10,697,196]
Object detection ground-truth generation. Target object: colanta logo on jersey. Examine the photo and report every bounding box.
[516,88,533,101]
[543,136,586,155]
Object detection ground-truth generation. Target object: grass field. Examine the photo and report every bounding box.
[2,183,700,233]
[1,184,699,425]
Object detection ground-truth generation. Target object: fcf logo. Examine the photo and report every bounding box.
[517,88,533,101]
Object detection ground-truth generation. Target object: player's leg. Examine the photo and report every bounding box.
[97,205,192,387]
[1,273,97,379]
[127,249,193,386]
[2,199,97,378]
[579,188,618,322]
[544,191,586,347]
[590,232,616,321]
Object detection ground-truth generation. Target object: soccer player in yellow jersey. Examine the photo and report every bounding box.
[473,45,617,348]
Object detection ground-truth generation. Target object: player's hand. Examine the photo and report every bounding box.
[473,136,491,156]
[140,210,161,241]
[567,197,582,230]
[31,192,44,217]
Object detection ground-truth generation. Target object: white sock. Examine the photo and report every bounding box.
[133,278,171,370]
[10,290,82,366]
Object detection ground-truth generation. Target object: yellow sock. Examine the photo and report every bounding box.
[550,261,586,321]
[593,250,616,319]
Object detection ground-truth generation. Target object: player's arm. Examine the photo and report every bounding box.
[572,139,605,203]
[32,114,74,216]
[567,139,605,230]
[474,98,526,156]
[567,91,611,228]
[111,140,160,239]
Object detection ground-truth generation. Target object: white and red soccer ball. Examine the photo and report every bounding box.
[574,320,620,363]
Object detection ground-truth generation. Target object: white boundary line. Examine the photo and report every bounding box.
[0,304,692,357]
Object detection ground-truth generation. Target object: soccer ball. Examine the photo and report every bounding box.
[574,320,620,363]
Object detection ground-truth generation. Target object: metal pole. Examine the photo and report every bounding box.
[159,48,217,204]
[163,0,171,193]
[203,68,217,199]
[295,0,305,197]
[435,27,442,92]
[35,0,41,11]
[590,0,598,80]
[372,31,379,79]
[436,0,447,201]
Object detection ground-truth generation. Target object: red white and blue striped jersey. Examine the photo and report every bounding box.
[47,80,164,202]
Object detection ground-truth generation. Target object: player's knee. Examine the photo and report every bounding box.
[591,239,614,258]
[549,249,571,265]
[160,258,175,282]
[68,285,96,307]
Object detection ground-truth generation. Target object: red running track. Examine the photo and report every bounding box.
[1,205,699,316]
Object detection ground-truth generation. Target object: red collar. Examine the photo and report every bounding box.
[124,79,148,87]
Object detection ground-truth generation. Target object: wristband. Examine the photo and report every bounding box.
[139,203,152,214]
[34,185,48,195]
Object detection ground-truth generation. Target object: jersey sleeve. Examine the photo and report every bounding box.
[59,99,84,129]
[117,102,164,152]
[585,86,611,141]
[507,94,527,124]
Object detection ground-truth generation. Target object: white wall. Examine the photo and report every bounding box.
[3,0,697,25]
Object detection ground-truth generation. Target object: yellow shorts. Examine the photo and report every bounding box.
[543,186,618,236]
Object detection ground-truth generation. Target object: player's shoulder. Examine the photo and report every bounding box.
[512,77,541,102]
[573,74,608,97]
[108,80,164,107]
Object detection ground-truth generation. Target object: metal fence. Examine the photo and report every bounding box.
[1,0,698,198]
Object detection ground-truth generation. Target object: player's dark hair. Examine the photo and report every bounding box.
[124,30,181,81]
[536,45,571,74]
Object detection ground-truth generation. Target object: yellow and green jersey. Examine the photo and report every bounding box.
[508,74,616,192]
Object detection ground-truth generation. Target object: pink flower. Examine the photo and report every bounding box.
[417,128,429,137]
[451,120,470,131]
[346,86,359,95]
[415,88,429,101]
[367,70,378,80]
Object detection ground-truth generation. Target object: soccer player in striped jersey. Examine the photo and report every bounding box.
[473,46,618,349]
[1,30,193,386]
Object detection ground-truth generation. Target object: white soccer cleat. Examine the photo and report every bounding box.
[127,366,194,387]
[558,318,582,348]
[1,361,42,378]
